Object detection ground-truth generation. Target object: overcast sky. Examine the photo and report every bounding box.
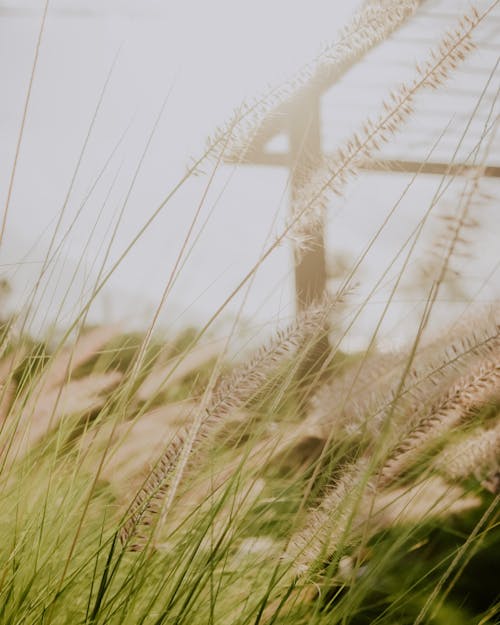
[1,1,498,346]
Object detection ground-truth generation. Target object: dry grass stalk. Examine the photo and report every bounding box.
[119,302,331,550]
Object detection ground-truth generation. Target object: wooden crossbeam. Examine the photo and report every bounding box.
[360,159,500,177]
[224,152,500,178]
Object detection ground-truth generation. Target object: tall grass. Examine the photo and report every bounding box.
[0,2,499,624]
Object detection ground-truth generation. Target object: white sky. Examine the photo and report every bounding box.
[1,0,499,346]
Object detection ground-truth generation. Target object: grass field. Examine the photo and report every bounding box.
[0,1,499,623]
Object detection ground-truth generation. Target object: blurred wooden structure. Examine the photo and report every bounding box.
[223,0,500,319]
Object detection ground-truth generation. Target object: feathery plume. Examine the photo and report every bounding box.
[120,300,332,550]
[434,419,500,484]
[310,314,500,444]
[418,121,498,287]
[286,460,370,576]
[379,347,500,485]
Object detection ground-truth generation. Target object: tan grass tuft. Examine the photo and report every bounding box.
[41,325,120,390]
[434,419,500,483]
[372,476,481,527]
[7,370,122,463]
[79,401,195,495]
[136,339,224,402]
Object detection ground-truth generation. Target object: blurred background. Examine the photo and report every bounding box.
[1,0,499,346]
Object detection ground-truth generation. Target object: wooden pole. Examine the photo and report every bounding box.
[288,93,330,380]
[289,92,327,311]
